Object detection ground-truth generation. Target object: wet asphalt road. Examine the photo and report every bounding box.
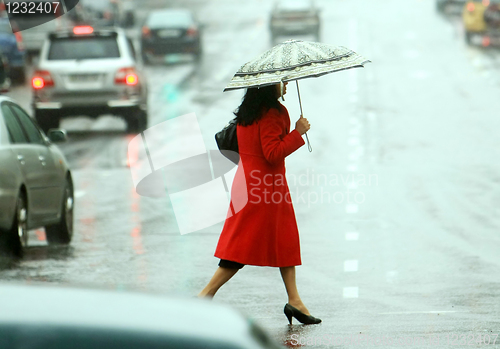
[2,0,500,348]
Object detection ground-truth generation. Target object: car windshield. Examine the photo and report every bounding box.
[48,36,120,60]
[79,0,113,11]
[0,22,12,34]
[146,10,193,28]
[277,0,312,11]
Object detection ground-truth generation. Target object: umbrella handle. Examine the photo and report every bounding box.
[305,133,312,152]
[296,80,312,152]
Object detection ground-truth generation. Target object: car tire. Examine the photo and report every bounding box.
[45,177,74,245]
[315,31,321,42]
[12,68,26,85]
[126,109,147,133]
[194,47,202,62]
[35,109,60,134]
[436,0,445,12]
[465,32,473,45]
[142,52,150,65]
[0,192,27,259]
[271,34,277,45]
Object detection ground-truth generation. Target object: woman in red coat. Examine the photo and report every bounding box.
[199,82,321,325]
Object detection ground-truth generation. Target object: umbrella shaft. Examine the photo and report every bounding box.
[296,80,304,116]
[295,80,312,152]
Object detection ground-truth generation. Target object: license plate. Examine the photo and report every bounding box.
[157,29,181,38]
[69,74,100,82]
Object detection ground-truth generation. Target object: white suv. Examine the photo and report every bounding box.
[32,26,148,133]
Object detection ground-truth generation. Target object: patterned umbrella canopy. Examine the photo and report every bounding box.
[224,40,370,91]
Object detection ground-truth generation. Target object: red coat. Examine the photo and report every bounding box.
[214,103,305,267]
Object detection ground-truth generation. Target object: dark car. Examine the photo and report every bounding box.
[0,18,26,84]
[436,0,468,13]
[0,49,11,92]
[270,0,321,43]
[0,96,73,259]
[79,0,135,28]
[0,284,285,349]
[141,9,202,63]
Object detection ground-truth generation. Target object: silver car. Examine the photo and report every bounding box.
[32,26,148,133]
[0,96,73,259]
[0,284,285,349]
[270,0,321,43]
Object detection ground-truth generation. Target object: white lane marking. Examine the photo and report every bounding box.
[378,311,464,315]
[402,49,421,59]
[409,70,431,80]
[404,31,418,40]
[350,128,360,136]
[349,69,358,94]
[74,190,86,198]
[347,164,358,172]
[386,270,398,284]
[344,260,358,272]
[349,117,360,125]
[343,287,359,298]
[345,232,359,240]
[367,111,376,120]
[348,137,359,146]
[349,19,358,51]
[346,204,358,213]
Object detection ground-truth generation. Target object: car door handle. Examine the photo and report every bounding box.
[39,155,46,166]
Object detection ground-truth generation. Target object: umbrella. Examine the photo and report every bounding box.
[223,40,371,151]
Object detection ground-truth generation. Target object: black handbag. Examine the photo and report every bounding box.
[215,118,239,164]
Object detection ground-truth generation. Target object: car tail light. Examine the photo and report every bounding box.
[467,2,475,11]
[142,26,151,38]
[115,67,139,86]
[73,26,94,35]
[483,36,491,46]
[14,32,24,51]
[32,70,54,89]
[186,27,198,37]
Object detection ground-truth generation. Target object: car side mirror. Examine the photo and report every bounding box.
[47,129,68,143]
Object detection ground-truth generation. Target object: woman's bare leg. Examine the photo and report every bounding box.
[198,267,239,298]
[280,266,310,315]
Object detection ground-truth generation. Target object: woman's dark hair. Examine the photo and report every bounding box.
[234,85,280,126]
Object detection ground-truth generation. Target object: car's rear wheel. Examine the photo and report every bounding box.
[126,109,147,133]
[465,32,473,45]
[45,178,74,245]
[35,109,60,134]
[141,52,150,65]
[11,67,26,85]
[0,193,27,258]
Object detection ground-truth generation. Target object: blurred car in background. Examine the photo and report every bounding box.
[0,49,11,92]
[140,9,202,63]
[463,0,500,46]
[0,284,285,349]
[0,18,26,84]
[270,0,320,43]
[31,26,148,133]
[2,0,72,58]
[436,0,468,13]
[0,96,73,258]
[79,0,135,28]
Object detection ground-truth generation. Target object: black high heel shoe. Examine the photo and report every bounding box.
[284,303,322,325]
